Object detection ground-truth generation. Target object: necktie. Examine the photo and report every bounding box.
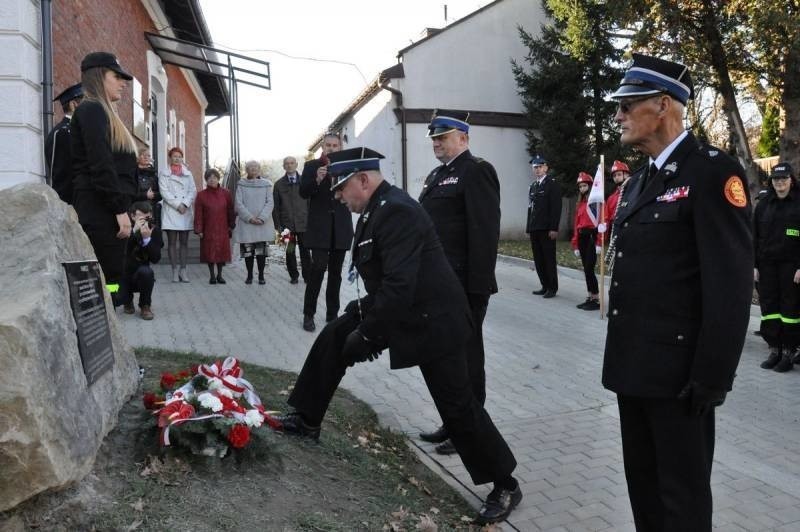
[641,163,657,191]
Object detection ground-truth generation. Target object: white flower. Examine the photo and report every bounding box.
[216,387,234,398]
[244,409,264,428]
[207,377,223,390]
[198,392,223,413]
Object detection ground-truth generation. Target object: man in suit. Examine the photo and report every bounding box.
[299,133,354,332]
[277,147,522,525]
[273,155,310,284]
[417,110,501,455]
[526,155,561,298]
[604,53,753,531]
[44,83,83,204]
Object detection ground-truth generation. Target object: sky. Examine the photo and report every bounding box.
[199,0,491,167]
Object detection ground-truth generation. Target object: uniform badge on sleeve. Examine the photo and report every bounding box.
[724,176,747,207]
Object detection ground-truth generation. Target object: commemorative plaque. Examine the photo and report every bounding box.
[63,261,115,384]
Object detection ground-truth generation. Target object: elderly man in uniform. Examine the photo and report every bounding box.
[44,83,83,204]
[604,54,753,531]
[526,155,561,298]
[417,110,501,455]
[277,147,522,525]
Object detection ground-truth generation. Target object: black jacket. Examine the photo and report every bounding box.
[419,150,500,295]
[299,158,354,250]
[134,165,162,204]
[753,188,800,268]
[44,116,74,204]
[526,174,562,232]
[124,226,163,276]
[350,181,473,369]
[602,133,753,397]
[71,100,137,218]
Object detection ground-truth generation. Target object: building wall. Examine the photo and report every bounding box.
[51,0,204,181]
[0,0,43,189]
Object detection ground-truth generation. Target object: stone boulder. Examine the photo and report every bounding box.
[0,184,139,511]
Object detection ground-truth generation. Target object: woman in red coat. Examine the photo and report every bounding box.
[571,172,602,310]
[194,168,235,284]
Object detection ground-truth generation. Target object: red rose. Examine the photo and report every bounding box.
[190,364,200,375]
[227,424,250,448]
[160,372,177,391]
[177,370,191,379]
[142,392,161,410]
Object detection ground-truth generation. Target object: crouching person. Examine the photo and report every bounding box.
[276,147,522,525]
[120,201,162,320]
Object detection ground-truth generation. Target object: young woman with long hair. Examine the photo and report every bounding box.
[71,52,137,303]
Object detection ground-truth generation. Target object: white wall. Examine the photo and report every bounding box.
[397,0,544,112]
[0,0,43,190]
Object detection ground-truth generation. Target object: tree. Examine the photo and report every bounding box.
[757,104,780,158]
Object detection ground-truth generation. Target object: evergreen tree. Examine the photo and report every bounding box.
[757,105,780,158]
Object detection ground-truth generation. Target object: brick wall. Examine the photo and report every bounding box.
[52,0,204,177]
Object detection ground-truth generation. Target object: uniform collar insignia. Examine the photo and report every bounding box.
[380,200,386,206]
[708,149,719,157]
[664,162,678,173]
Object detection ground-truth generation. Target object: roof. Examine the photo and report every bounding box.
[307,63,405,152]
[396,0,506,57]
[161,0,230,115]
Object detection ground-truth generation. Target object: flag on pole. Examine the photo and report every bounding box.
[586,162,605,227]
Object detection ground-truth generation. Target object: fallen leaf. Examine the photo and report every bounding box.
[358,435,369,446]
[429,507,440,515]
[278,389,289,396]
[416,514,438,531]
[130,498,144,512]
[123,520,143,531]
[408,477,421,487]
[460,515,473,522]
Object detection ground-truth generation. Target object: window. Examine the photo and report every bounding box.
[179,120,186,154]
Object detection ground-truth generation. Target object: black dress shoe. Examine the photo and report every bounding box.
[275,412,320,440]
[258,275,266,285]
[419,425,448,443]
[542,290,557,298]
[532,288,547,295]
[476,484,523,525]
[576,297,590,309]
[216,275,226,284]
[303,315,316,332]
[290,277,299,284]
[582,299,600,310]
[209,276,217,285]
[245,276,253,285]
[435,439,457,455]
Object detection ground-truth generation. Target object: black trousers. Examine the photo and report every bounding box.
[530,230,558,292]
[466,298,488,406]
[286,232,311,282]
[758,261,800,348]
[617,395,715,532]
[303,248,346,317]
[288,313,517,486]
[119,264,155,307]
[577,228,599,294]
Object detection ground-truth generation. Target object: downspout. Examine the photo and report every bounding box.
[41,0,54,182]
[380,82,407,192]
[204,114,224,170]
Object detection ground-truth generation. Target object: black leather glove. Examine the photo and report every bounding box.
[678,381,727,416]
[467,293,490,309]
[342,329,381,366]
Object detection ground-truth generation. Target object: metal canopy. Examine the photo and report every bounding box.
[144,32,271,166]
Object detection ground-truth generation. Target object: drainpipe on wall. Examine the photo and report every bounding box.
[380,82,407,192]
[41,0,54,183]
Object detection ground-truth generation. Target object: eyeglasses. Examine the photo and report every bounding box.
[617,94,663,114]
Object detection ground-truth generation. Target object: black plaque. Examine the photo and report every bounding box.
[63,261,115,385]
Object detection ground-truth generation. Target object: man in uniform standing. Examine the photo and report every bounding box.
[604,54,753,531]
[44,83,83,204]
[526,155,561,298]
[273,155,310,284]
[299,133,353,332]
[278,147,522,525]
[417,110,501,455]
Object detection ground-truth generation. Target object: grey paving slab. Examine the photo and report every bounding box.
[120,252,800,531]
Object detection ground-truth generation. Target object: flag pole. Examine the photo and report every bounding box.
[599,155,605,320]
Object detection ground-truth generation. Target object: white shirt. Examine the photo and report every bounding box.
[651,130,689,170]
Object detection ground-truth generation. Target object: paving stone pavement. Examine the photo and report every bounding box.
[121,252,800,531]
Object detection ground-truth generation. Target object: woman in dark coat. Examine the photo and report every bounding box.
[71,51,137,303]
[194,168,235,284]
[135,147,161,224]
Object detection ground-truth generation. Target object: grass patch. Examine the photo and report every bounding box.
[2,348,479,531]
[498,239,588,271]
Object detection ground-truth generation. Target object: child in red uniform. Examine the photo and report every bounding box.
[572,172,602,310]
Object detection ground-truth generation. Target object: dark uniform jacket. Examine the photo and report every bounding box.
[124,226,163,277]
[71,100,137,219]
[418,150,500,295]
[602,132,753,397]
[753,188,800,268]
[299,159,354,250]
[134,165,161,204]
[351,181,473,370]
[526,174,562,232]
[44,116,74,204]
[272,173,309,233]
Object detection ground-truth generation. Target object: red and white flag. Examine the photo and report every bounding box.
[587,163,604,228]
